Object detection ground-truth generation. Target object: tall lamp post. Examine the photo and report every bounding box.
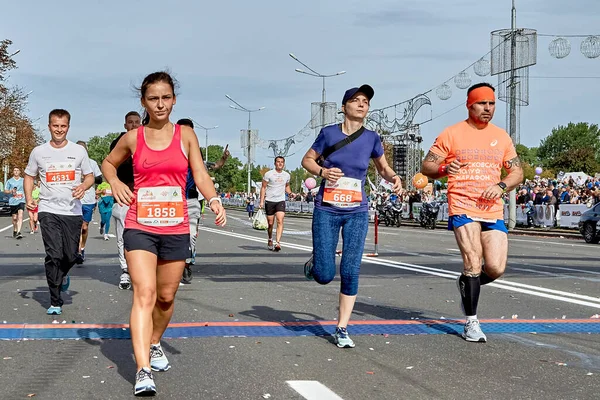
[289,53,345,131]
[225,95,265,194]
[196,123,218,162]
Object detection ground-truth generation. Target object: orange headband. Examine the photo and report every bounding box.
[466,86,495,108]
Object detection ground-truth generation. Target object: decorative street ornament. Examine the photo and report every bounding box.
[474,58,491,76]
[580,35,600,59]
[548,37,571,59]
[454,71,472,89]
[436,83,452,100]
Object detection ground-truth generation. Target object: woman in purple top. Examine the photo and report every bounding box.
[301,84,402,348]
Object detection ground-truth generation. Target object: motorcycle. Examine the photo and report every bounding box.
[524,200,536,227]
[377,200,402,227]
[419,201,440,230]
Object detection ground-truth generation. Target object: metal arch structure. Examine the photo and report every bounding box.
[365,94,431,190]
[267,137,296,157]
[366,94,432,134]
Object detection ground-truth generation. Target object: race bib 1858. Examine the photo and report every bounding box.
[137,186,184,226]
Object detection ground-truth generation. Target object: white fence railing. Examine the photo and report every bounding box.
[222,198,588,229]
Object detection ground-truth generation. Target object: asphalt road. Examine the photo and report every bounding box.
[0,210,599,400]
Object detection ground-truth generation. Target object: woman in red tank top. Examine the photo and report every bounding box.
[102,71,226,396]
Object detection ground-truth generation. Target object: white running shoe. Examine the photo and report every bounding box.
[134,367,156,396]
[119,272,131,290]
[150,343,171,371]
[462,319,487,342]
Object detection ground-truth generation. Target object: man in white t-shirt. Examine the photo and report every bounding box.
[259,156,292,251]
[75,141,103,264]
[24,109,94,316]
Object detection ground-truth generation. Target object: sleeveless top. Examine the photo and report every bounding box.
[125,124,190,234]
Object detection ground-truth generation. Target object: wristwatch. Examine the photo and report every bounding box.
[497,182,507,192]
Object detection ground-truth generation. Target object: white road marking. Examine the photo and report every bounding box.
[287,381,345,400]
[510,267,600,283]
[0,218,30,233]
[200,226,600,309]
[509,237,591,248]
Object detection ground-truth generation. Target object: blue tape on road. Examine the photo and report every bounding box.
[2,320,600,340]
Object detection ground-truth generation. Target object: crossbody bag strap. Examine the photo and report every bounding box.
[320,124,366,162]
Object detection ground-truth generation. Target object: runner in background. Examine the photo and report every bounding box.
[97,180,114,240]
[76,141,103,264]
[24,109,94,315]
[110,111,141,289]
[5,167,26,239]
[177,117,229,284]
[259,156,292,251]
[27,180,40,233]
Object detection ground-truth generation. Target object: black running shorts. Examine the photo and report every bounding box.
[123,229,191,261]
[264,200,286,216]
[10,203,25,215]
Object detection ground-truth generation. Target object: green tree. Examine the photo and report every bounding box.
[515,144,539,165]
[552,147,599,174]
[289,166,312,193]
[537,122,600,173]
[86,132,120,164]
[0,40,42,170]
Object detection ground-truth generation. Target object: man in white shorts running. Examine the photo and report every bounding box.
[259,156,292,252]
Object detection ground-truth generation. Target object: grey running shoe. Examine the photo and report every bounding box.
[267,239,274,251]
[134,367,156,396]
[333,327,355,348]
[150,343,171,372]
[46,306,62,315]
[462,319,487,342]
[119,272,131,290]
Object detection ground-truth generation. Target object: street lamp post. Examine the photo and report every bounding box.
[289,53,345,131]
[196,123,218,162]
[225,95,265,195]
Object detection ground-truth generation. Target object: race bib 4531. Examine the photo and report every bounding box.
[46,162,76,186]
[137,186,184,226]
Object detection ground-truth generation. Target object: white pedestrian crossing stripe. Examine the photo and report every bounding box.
[287,381,345,400]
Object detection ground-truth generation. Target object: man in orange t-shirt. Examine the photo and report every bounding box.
[421,82,523,343]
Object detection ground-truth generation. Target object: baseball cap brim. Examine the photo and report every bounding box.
[342,84,375,105]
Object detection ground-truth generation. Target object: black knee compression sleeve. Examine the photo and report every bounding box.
[479,265,498,285]
[459,274,480,316]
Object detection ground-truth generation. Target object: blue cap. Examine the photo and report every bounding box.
[342,84,374,105]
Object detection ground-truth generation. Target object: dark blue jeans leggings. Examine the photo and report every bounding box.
[311,208,369,296]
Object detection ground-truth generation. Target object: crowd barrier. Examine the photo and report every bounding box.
[222,198,585,229]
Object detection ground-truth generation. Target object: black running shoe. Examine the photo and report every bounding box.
[304,255,314,281]
[16,232,23,239]
[181,265,192,284]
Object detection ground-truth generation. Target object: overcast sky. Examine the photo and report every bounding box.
[2,0,599,168]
